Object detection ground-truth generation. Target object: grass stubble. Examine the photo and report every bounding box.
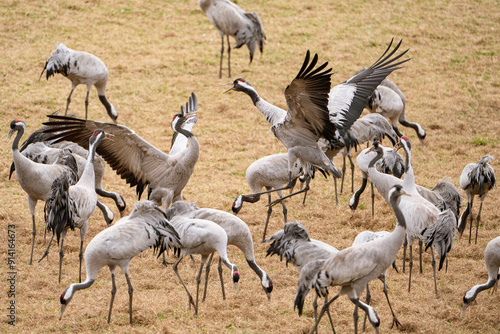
[0,0,498,333]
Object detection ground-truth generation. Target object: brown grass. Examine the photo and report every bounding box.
[1,0,499,333]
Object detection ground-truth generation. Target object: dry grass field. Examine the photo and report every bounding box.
[1,0,499,333]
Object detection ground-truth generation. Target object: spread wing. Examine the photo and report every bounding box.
[42,115,170,199]
[329,39,411,137]
[284,51,336,142]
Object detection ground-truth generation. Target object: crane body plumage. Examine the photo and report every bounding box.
[40,129,107,284]
[167,215,240,315]
[165,201,273,300]
[59,200,181,324]
[40,43,118,123]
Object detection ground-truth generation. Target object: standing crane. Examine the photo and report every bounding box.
[395,136,457,295]
[59,200,181,324]
[458,155,495,244]
[167,215,240,316]
[226,39,410,209]
[366,77,426,145]
[164,201,273,301]
[295,184,409,334]
[232,153,314,240]
[461,236,500,316]
[39,129,108,284]
[40,43,118,123]
[42,93,200,209]
[8,120,79,265]
[198,0,266,78]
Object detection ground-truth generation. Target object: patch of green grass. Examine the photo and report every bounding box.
[470,136,488,145]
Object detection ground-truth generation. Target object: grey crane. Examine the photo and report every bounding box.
[226,39,410,209]
[348,143,404,216]
[395,136,457,296]
[335,113,399,195]
[9,117,127,219]
[59,200,181,324]
[352,231,401,330]
[8,120,80,265]
[431,179,462,221]
[167,215,240,316]
[366,77,426,145]
[295,184,408,334]
[232,153,314,241]
[40,43,118,123]
[43,93,200,209]
[264,221,339,332]
[458,155,495,244]
[38,129,108,284]
[13,141,122,224]
[164,201,273,301]
[461,235,500,316]
[198,0,266,78]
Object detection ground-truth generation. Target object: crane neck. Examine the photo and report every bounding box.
[11,127,24,152]
[402,142,416,191]
[239,85,286,127]
[464,278,497,304]
[368,148,384,169]
[390,195,407,229]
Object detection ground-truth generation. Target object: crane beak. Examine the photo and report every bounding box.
[460,303,469,317]
[395,141,403,151]
[39,61,48,81]
[222,82,235,94]
[6,129,15,141]
[59,304,66,320]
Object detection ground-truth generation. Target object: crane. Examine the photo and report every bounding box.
[40,43,118,123]
[295,184,409,334]
[366,77,426,145]
[42,93,200,209]
[461,236,500,316]
[226,39,410,209]
[198,0,266,78]
[165,201,273,300]
[39,129,108,283]
[458,155,495,244]
[167,215,240,316]
[59,200,181,324]
[232,153,314,240]
[8,120,79,265]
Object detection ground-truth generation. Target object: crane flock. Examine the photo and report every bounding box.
[5,4,498,333]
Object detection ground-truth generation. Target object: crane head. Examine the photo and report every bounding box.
[223,78,253,94]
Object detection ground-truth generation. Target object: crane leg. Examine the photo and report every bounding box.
[353,302,359,334]
[340,155,346,194]
[334,178,338,206]
[58,237,65,284]
[30,214,37,265]
[202,252,214,302]
[475,197,485,244]
[227,35,231,78]
[78,240,83,283]
[402,237,407,273]
[468,198,474,244]
[84,88,90,120]
[370,182,375,217]
[430,247,439,298]
[195,256,207,316]
[219,36,224,79]
[125,273,134,324]
[65,86,75,115]
[350,155,355,194]
[217,256,226,300]
[380,276,401,328]
[108,272,117,324]
[309,292,341,334]
[408,245,413,293]
[172,256,197,315]
[419,240,423,274]
[262,193,273,242]
[362,284,371,332]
